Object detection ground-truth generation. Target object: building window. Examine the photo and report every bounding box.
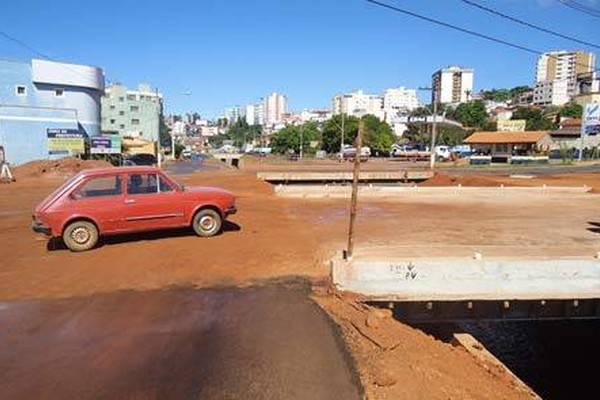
[119,97,124,102]
[131,119,140,125]
[130,105,139,112]
[119,111,125,116]
[54,88,64,97]
[110,105,115,110]
[119,124,125,129]
[127,94,136,101]
[15,85,27,96]
[110,119,116,124]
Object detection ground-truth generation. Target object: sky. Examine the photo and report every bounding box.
[0,0,599,117]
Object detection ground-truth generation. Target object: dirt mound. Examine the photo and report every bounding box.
[14,157,112,179]
[420,171,500,187]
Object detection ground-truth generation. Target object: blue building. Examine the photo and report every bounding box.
[0,59,105,164]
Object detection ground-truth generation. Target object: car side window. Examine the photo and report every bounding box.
[127,173,159,195]
[75,176,122,198]
[158,175,173,192]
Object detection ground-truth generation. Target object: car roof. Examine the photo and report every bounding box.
[78,166,161,177]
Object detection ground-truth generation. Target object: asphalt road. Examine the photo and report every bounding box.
[0,285,362,400]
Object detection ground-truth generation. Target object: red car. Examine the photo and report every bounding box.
[32,166,236,251]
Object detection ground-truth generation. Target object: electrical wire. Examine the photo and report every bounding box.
[459,0,600,50]
[365,0,599,72]
[557,0,600,19]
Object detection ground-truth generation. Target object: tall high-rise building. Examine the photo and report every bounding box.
[383,87,420,123]
[264,92,287,126]
[332,90,384,120]
[534,51,596,106]
[245,103,265,126]
[431,66,474,104]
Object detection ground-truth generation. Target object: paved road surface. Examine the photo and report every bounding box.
[0,286,362,400]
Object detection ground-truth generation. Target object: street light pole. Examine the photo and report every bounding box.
[430,100,438,170]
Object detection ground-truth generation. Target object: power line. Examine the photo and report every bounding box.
[459,0,600,50]
[0,29,95,81]
[0,30,54,60]
[557,0,600,19]
[365,0,599,72]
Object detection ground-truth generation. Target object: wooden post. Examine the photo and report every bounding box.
[346,119,364,260]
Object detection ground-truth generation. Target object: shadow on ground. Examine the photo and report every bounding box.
[46,221,242,251]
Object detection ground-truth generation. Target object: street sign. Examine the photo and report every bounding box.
[47,129,85,156]
[90,135,122,154]
[497,119,526,132]
[583,103,600,136]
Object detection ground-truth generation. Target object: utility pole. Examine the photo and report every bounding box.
[345,119,364,260]
[430,100,438,170]
[300,127,304,159]
[340,111,345,160]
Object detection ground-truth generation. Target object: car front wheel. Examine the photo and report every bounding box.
[62,220,99,252]
[192,209,222,237]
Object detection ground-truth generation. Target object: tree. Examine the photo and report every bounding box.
[559,102,583,118]
[270,122,320,155]
[453,100,488,128]
[361,114,395,155]
[321,114,359,153]
[512,107,556,131]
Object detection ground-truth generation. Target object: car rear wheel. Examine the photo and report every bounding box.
[192,209,222,237]
[63,220,99,252]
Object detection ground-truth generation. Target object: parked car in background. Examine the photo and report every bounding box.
[31,166,237,251]
[342,145,371,161]
[434,145,452,161]
[123,153,157,166]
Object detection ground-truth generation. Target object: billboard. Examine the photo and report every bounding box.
[583,103,600,136]
[47,129,85,156]
[90,135,122,154]
[497,119,526,132]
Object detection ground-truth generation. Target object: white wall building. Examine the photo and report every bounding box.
[535,50,595,99]
[383,87,420,123]
[332,90,384,120]
[245,103,265,126]
[431,66,474,104]
[264,92,287,126]
[533,80,570,106]
[299,108,332,123]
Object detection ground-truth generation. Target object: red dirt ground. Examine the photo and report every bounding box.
[2,160,598,399]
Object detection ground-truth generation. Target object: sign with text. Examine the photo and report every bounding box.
[47,129,84,156]
[90,135,122,154]
[497,119,526,132]
[583,103,600,136]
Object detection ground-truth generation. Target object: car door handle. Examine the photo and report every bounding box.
[125,199,136,204]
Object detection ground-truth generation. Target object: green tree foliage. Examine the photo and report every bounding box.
[559,102,583,118]
[453,100,488,128]
[270,122,320,155]
[480,86,531,103]
[321,114,359,153]
[361,114,395,155]
[209,119,262,148]
[512,107,557,131]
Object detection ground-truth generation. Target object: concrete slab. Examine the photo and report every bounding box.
[258,170,433,183]
[276,185,592,199]
[332,258,600,301]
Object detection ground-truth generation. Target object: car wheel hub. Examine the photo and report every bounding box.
[71,227,90,244]
[199,216,216,231]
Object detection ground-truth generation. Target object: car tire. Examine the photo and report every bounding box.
[192,209,222,237]
[62,220,99,252]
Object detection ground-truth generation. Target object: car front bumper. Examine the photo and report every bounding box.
[224,205,237,216]
[31,219,52,236]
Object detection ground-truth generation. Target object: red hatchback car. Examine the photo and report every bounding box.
[32,166,236,251]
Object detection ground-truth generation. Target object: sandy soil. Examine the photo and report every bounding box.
[2,159,599,399]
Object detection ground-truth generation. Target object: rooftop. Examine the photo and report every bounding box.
[464,131,549,144]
